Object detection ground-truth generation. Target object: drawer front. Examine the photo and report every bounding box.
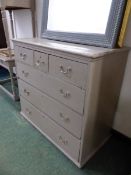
[19,79,82,139]
[49,55,88,89]
[15,46,33,65]
[34,51,48,73]
[21,97,80,161]
[16,62,85,114]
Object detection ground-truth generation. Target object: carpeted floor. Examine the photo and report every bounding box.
[0,88,131,175]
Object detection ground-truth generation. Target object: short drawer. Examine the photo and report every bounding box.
[16,62,85,114]
[19,79,82,139]
[34,51,48,73]
[15,46,33,65]
[20,97,80,161]
[49,55,88,89]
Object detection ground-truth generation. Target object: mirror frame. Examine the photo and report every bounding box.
[41,0,127,48]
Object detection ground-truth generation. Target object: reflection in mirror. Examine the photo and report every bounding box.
[47,0,112,34]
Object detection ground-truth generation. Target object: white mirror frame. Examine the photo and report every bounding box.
[41,0,127,48]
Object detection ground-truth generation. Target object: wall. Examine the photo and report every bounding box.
[35,0,131,138]
[113,15,131,138]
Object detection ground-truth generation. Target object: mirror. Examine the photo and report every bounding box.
[47,0,112,34]
[41,0,127,48]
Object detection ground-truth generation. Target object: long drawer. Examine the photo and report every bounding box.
[16,62,85,114]
[19,79,82,139]
[20,97,81,161]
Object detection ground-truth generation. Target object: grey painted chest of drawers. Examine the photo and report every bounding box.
[13,38,129,168]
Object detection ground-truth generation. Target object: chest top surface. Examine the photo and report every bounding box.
[12,38,128,59]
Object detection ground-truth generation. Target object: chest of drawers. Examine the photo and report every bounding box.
[13,38,129,168]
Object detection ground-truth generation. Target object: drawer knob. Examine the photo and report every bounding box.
[35,60,45,67]
[24,89,30,96]
[22,70,29,77]
[26,108,32,115]
[20,53,27,60]
[35,60,40,66]
[59,136,68,145]
[59,113,70,123]
[59,65,72,77]
[60,89,70,98]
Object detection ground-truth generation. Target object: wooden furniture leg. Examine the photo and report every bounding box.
[8,65,18,100]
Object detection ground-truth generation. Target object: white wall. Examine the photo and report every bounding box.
[35,1,131,138]
[113,15,131,138]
